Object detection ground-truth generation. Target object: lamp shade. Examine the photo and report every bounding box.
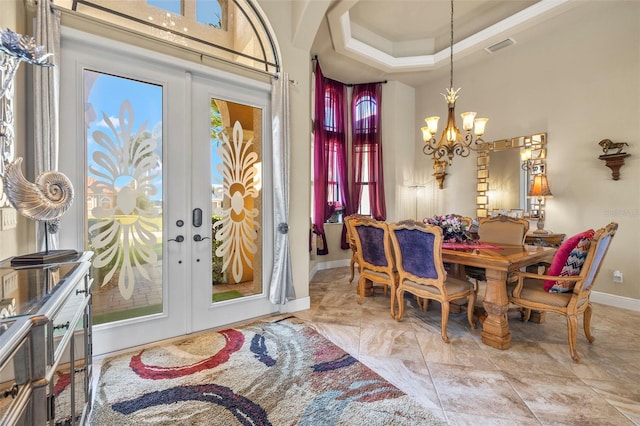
[528,174,553,198]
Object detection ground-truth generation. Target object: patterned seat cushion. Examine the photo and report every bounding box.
[544,230,594,292]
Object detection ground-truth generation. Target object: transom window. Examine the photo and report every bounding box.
[147,0,224,29]
[56,0,278,75]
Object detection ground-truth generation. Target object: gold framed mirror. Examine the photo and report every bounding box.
[476,133,547,218]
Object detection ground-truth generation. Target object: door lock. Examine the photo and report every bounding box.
[192,208,203,228]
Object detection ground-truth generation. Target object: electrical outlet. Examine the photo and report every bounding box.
[613,270,623,283]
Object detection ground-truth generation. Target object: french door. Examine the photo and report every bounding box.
[59,28,275,355]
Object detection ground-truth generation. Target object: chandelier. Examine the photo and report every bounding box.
[421,0,488,167]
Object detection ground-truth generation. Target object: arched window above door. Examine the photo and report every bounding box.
[55,0,279,75]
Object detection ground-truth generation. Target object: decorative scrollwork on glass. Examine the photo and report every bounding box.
[88,99,161,300]
[213,121,259,284]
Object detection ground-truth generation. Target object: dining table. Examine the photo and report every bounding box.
[442,242,556,350]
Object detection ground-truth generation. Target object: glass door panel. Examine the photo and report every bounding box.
[211,99,262,303]
[190,75,274,331]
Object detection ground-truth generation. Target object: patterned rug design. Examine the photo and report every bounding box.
[90,316,445,425]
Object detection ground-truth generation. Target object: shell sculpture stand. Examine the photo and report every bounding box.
[3,157,77,264]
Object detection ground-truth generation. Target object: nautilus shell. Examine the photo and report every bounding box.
[2,157,74,222]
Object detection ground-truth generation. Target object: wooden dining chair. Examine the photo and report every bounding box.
[465,215,532,320]
[389,220,476,342]
[477,215,529,245]
[344,214,373,283]
[352,218,398,318]
[467,215,530,285]
[509,222,618,362]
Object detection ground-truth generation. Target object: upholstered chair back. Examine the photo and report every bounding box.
[352,218,398,318]
[478,216,529,245]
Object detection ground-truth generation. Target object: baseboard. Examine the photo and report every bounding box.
[309,263,319,281]
[309,259,349,282]
[591,291,640,312]
[317,259,350,271]
[278,296,310,313]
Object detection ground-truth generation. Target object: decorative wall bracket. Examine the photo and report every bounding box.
[432,159,447,189]
[599,152,630,181]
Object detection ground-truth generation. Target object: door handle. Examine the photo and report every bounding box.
[168,235,185,243]
[193,234,210,242]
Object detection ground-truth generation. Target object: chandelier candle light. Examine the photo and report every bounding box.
[422,0,488,168]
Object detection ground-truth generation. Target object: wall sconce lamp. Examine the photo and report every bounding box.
[520,148,532,170]
[528,174,553,234]
[432,159,447,189]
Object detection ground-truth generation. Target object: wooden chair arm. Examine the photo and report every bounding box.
[511,271,582,297]
[513,271,582,281]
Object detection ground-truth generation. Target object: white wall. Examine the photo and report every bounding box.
[382,80,417,223]
[415,2,640,300]
[0,0,36,261]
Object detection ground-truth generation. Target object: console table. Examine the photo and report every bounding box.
[0,252,93,425]
[525,232,565,248]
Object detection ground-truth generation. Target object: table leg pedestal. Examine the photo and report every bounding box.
[481,269,511,349]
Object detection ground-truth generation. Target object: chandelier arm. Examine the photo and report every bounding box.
[422,137,439,156]
[435,146,448,162]
[463,133,485,151]
[451,143,470,159]
[423,142,447,163]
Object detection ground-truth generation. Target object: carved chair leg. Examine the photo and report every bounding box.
[414,295,427,311]
[567,314,580,363]
[467,291,477,329]
[349,258,355,283]
[583,303,595,343]
[357,277,367,304]
[440,301,450,343]
[395,289,405,321]
[522,308,532,322]
[389,285,397,319]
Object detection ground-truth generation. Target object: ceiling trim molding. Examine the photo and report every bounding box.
[328,0,572,73]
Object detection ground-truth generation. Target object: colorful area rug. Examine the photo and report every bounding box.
[89,316,445,425]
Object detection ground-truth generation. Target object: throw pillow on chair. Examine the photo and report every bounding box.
[543,229,594,292]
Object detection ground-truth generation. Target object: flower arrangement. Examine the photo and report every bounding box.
[327,201,344,223]
[328,201,344,215]
[424,214,472,243]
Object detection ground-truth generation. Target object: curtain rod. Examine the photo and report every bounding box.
[346,81,387,87]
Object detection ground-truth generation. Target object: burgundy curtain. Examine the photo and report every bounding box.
[351,83,386,221]
[313,62,348,255]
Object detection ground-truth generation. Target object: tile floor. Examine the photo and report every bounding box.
[295,266,640,425]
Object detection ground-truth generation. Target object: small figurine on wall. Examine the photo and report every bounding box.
[598,138,631,181]
[598,138,629,155]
